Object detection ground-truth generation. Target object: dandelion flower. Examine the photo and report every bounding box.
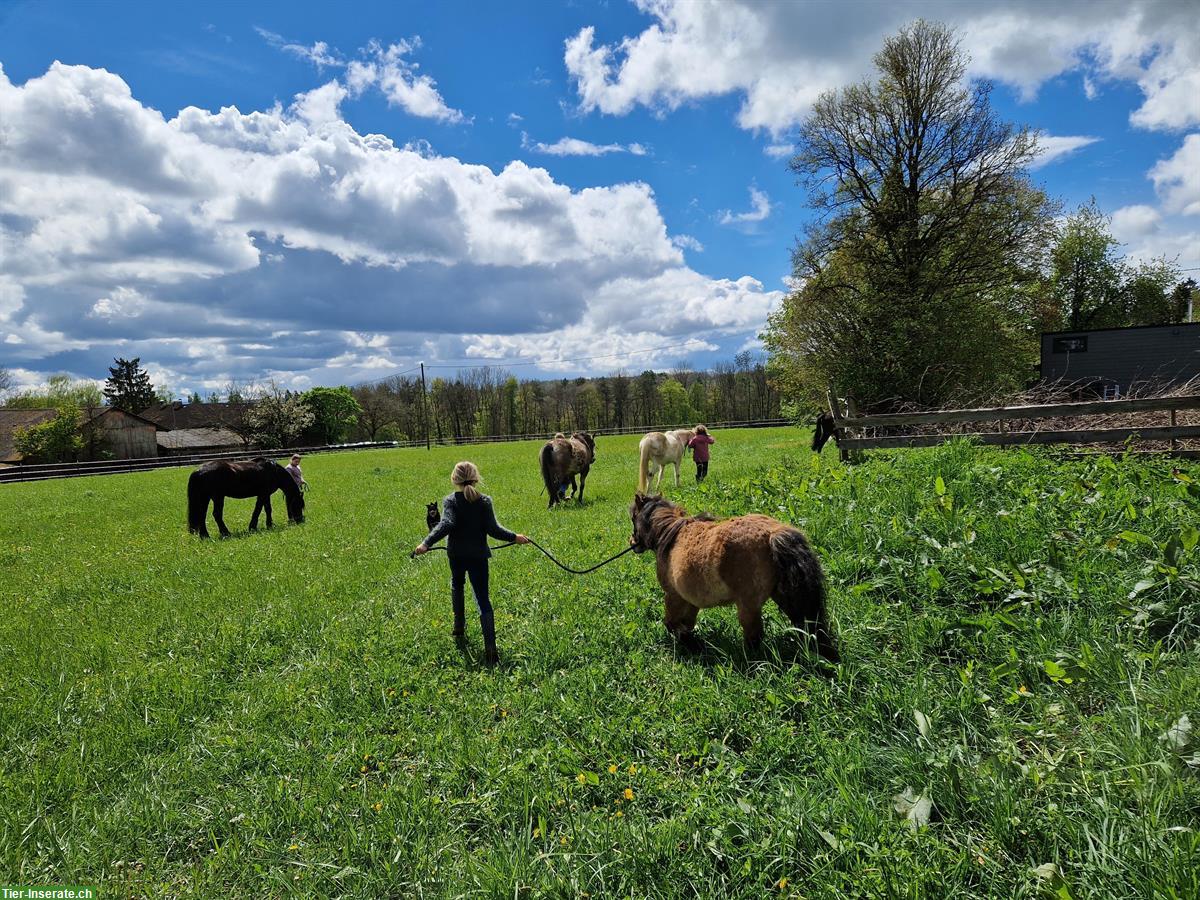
[288,844,299,851]
[576,773,587,784]
[778,877,789,890]
[624,788,634,801]
[608,764,618,774]
[628,764,637,775]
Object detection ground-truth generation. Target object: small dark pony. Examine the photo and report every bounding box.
[187,457,305,538]
[811,411,838,453]
[539,431,596,508]
[629,494,839,661]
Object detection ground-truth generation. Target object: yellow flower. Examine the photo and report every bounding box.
[778,877,789,890]
[624,788,634,801]
[288,844,299,851]
[608,764,618,774]
[360,766,368,773]
[628,764,637,775]
[372,802,382,812]
[615,811,623,818]
[560,836,568,845]
[576,773,587,784]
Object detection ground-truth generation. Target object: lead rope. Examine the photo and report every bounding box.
[412,538,635,574]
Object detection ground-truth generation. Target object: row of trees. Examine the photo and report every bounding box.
[764,19,1196,412]
[2,353,781,460]
[348,355,779,444]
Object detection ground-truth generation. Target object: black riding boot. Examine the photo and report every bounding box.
[450,572,467,639]
[480,609,498,666]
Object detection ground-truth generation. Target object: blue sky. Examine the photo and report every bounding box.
[1,0,1197,396]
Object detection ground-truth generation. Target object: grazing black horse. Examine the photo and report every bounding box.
[811,412,838,453]
[187,458,305,538]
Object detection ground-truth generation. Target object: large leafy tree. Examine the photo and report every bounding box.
[766,20,1056,409]
[301,386,362,444]
[5,374,102,409]
[1045,199,1126,331]
[247,383,315,450]
[1125,260,1184,327]
[103,357,157,412]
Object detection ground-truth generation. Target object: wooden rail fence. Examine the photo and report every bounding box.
[828,394,1200,461]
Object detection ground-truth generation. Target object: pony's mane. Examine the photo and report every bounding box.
[636,496,711,553]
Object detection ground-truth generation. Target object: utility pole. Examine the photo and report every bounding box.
[419,362,431,451]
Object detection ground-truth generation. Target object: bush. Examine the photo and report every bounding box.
[13,406,83,463]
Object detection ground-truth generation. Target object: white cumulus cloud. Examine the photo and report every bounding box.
[564,0,1200,136]
[718,187,772,226]
[0,61,781,390]
[1030,134,1100,169]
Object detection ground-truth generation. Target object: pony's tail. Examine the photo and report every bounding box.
[770,529,839,662]
[637,440,652,494]
[187,470,206,534]
[540,443,557,501]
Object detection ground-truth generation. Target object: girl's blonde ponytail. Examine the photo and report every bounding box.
[451,461,482,502]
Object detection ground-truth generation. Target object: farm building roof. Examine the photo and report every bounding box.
[79,407,160,428]
[140,401,251,431]
[157,427,244,451]
[0,408,58,461]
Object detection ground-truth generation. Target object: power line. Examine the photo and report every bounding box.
[349,365,422,388]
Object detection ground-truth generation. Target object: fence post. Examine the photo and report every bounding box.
[1171,407,1178,452]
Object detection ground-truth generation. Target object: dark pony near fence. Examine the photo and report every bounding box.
[539,431,596,508]
[812,411,838,453]
[629,494,839,661]
[187,458,305,538]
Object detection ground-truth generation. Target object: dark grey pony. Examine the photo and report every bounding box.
[539,431,596,508]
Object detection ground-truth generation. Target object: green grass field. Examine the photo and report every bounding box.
[2,428,1198,898]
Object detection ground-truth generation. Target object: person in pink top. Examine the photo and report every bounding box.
[284,453,307,491]
[687,425,715,482]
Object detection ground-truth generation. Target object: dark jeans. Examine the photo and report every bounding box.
[695,461,709,482]
[450,558,495,647]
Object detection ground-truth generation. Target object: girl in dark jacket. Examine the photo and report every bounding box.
[413,461,528,665]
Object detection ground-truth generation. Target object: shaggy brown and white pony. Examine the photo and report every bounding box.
[629,494,839,661]
[539,431,596,508]
[637,428,695,494]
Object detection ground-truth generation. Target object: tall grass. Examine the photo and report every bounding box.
[1,429,1196,897]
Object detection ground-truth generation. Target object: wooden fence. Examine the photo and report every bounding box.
[828,395,1200,461]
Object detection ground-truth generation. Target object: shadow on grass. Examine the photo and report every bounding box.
[191,521,304,541]
[660,627,837,676]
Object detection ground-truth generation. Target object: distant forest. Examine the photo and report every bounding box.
[345,352,781,443]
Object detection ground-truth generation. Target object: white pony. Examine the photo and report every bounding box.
[637,428,695,494]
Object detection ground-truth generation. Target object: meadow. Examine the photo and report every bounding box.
[1,427,1198,898]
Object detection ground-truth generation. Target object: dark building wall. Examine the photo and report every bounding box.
[1040,323,1200,390]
